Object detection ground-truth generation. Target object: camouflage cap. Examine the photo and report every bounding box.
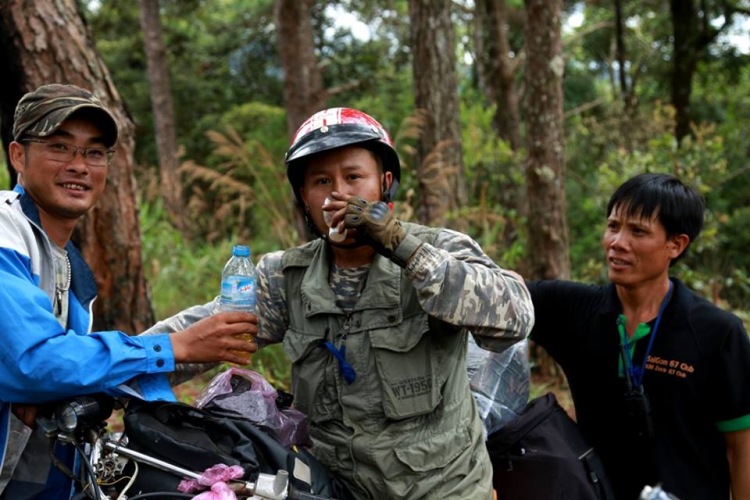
[13,83,118,147]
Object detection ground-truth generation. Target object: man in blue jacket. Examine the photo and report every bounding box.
[0,84,258,499]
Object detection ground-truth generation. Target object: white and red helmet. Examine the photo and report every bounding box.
[285,108,401,204]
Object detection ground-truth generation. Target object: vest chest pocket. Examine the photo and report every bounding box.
[368,315,441,420]
[283,328,329,417]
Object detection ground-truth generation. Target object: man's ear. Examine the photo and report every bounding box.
[8,142,26,178]
[382,171,393,192]
[668,234,690,260]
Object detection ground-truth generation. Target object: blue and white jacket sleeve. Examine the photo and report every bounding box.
[0,200,175,404]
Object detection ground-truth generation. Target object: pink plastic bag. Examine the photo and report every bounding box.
[196,368,309,448]
[178,464,244,493]
[191,482,237,500]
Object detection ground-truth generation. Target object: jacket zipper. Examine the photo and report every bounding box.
[339,313,352,349]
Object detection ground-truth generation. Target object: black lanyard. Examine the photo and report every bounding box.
[618,280,673,389]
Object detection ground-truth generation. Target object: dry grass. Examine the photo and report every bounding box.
[175,128,299,247]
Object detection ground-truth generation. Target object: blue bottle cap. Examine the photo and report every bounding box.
[232,245,251,257]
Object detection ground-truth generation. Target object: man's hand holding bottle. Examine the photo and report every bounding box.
[169,312,258,365]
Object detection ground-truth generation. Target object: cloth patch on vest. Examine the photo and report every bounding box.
[390,376,433,400]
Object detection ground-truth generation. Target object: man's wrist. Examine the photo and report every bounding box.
[391,233,423,267]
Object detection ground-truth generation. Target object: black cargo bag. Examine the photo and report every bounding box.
[488,393,615,500]
[122,401,352,499]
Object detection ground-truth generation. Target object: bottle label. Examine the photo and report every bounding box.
[220,276,256,311]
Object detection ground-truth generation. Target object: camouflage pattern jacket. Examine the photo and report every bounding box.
[147,222,534,499]
[259,223,532,499]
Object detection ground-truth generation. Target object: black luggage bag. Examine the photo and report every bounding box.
[122,401,352,499]
[488,393,615,500]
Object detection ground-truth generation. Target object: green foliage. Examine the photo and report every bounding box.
[348,66,415,140]
[215,102,289,163]
[139,197,228,319]
[87,0,280,168]
[0,157,8,190]
[191,101,291,245]
[458,94,526,269]
[140,196,291,391]
[564,98,749,314]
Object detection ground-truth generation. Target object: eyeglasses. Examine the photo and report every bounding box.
[21,139,115,167]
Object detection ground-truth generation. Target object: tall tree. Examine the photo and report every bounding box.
[0,0,155,332]
[274,0,324,240]
[613,0,628,100]
[475,0,521,151]
[139,0,185,233]
[274,0,325,137]
[524,0,570,380]
[523,0,570,280]
[408,0,468,228]
[670,0,702,144]
[670,0,750,143]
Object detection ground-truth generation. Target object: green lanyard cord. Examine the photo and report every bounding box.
[618,280,674,389]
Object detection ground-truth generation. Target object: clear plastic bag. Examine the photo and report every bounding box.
[196,368,309,448]
[467,336,530,437]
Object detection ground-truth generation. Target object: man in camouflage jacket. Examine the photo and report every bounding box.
[150,108,534,499]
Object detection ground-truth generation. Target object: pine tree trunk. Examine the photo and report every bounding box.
[275,0,325,137]
[480,0,521,151]
[0,0,155,333]
[472,0,494,105]
[614,0,628,99]
[524,0,570,380]
[274,0,323,241]
[670,0,698,144]
[139,0,185,234]
[408,0,468,229]
[524,0,570,281]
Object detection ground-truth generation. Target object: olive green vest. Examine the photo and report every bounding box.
[281,223,492,500]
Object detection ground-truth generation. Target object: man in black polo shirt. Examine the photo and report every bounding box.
[529,173,750,500]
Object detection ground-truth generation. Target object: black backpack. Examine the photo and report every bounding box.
[122,401,352,499]
[488,393,615,500]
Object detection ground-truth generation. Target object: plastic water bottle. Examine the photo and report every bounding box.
[219,245,257,313]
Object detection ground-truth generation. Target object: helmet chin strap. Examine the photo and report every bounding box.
[383,177,399,204]
[302,205,326,240]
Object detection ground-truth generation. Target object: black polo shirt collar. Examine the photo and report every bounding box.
[598,278,691,330]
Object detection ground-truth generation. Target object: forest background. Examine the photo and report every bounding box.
[1,0,749,401]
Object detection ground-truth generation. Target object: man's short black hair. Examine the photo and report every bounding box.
[607,173,705,263]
